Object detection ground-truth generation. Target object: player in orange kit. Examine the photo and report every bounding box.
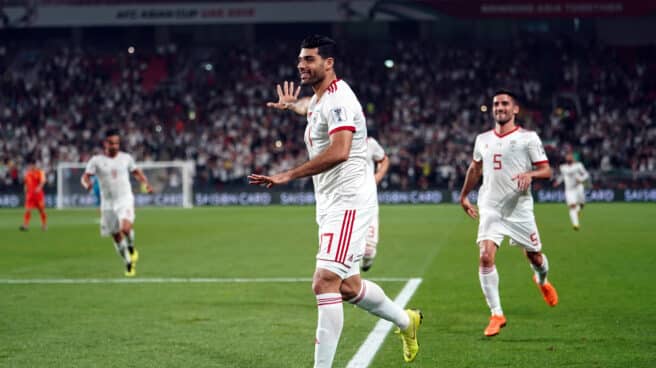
[20,158,48,231]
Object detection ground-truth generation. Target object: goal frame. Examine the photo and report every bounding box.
[56,160,195,209]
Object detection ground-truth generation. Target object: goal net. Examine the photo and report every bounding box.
[56,161,195,209]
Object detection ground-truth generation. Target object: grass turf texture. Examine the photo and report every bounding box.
[0,203,654,367]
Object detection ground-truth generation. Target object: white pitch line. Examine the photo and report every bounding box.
[0,277,412,285]
[346,277,423,368]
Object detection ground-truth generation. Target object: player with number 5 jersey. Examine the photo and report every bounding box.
[459,90,559,338]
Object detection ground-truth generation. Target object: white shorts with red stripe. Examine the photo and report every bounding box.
[366,206,379,247]
[100,203,135,237]
[476,207,542,252]
[315,207,375,279]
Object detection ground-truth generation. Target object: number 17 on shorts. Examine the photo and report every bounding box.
[316,209,372,269]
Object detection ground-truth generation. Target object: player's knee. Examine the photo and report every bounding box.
[312,271,340,295]
[121,222,132,234]
[479,249,495,267]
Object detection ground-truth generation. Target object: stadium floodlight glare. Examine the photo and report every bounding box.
[128,46,135,54]
[384,59,394,68]
[56,161,195,209]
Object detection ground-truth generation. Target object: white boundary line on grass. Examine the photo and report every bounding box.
[0,277,413,284]
[346,277,423,368]
[1,275,423,368]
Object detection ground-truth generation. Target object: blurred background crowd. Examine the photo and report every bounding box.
[1,28,654,193]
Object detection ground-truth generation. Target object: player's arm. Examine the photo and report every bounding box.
[266,81,309,116]
[80,172,93,191]
[36,170,45,192]
[374,155,390,185]
[513,162,552,192]
[517,133,552,191]
[459,160,483,219]
[131,169,153,193]
[578,165,590,183]
[248,130,352,188]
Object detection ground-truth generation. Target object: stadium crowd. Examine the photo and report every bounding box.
[1,36,654,192]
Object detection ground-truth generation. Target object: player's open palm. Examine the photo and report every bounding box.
[461,197,478,219]
[266,81,300,110]
[248,172,292,188]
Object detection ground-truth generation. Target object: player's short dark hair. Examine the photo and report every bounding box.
[27,156,37,165]
[300,35,337,59]
[105,128,120,138]
[493,89,520,105]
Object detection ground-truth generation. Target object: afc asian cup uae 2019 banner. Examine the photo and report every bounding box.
[1,1,655,28]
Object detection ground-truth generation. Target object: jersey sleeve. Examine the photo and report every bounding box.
[84,157,97,175]
[324,95,356,135]
[126,154,137,172]
[369,138,385,161]
[528,133,548,165]
[472,135,483,163]
[577,163,590,181]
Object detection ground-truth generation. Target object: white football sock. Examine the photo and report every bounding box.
[569,208,579,227]
[314,293,343,368]
[348,280,410,330]
[530,254,549,285]
[113,238,131,265]
[479,266,503,316]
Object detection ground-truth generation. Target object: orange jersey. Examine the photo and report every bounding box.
[24,169,46,195]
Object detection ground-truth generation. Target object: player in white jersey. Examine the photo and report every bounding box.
[250,35,421,366]
[459,90,559,337]
[553,152,589,230]
[81,129,153,277]
[361,137,389,271]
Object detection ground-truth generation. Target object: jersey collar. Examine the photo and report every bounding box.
[493,125,520,138]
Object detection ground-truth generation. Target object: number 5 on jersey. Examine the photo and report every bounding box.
[493,153,502,170]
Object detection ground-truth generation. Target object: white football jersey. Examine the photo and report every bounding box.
[558,162,589,190]
[473,127,548,218]
[85,152,137,209]
[366,137,386,179]
[304,79,377,215]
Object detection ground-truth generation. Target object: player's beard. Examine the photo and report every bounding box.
[494,113,513,125]
[300,65,325,87]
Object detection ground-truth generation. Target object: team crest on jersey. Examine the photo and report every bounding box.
[331,107,347,122]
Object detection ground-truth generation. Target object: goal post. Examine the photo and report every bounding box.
[56,161,195,209]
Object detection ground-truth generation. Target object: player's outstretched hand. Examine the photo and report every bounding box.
[266,81,300,110]
[248,173,291,189]
[460,196,478,219]
[142,182,154,194]
[512,173,532,192]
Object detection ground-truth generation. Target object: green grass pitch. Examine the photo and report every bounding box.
[1,203,654,367]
